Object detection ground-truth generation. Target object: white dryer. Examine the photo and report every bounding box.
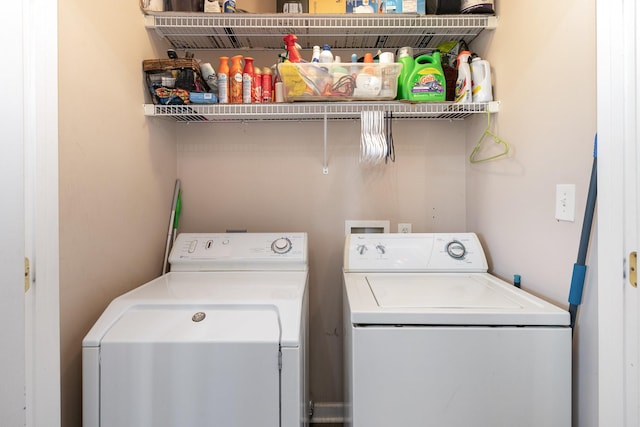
[83,233,309,427]
[343,233,571,427]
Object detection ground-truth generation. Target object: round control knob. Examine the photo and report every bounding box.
[446,240,466,259]
[271,237,292,254]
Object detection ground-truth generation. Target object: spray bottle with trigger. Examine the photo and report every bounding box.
[283,34,303,63]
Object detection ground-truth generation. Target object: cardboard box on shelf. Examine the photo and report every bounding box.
[309,0,346,13]
[346,0,380,13]
[382,0,425,14]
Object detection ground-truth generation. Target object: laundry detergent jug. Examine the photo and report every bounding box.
[404,51,446,102]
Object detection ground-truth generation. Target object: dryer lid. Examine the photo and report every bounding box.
[83,270,308,347]
[100,306,280,344]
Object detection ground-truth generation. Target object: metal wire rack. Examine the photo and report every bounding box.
[144,101,500,122]
[143,13,499,124]
[145,13,497,50]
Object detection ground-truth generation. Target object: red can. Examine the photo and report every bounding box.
[252,67,263,103]
[262,67,273,103]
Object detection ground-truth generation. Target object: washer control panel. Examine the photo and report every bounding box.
[169,233,307,271]
[344,233,488,273]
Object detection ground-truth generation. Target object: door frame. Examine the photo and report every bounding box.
[597,0,639,425]
[1,1,27,423]
[24,0,61,425]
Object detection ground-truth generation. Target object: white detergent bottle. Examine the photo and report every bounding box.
[319,44,334,63]
[471,57,493,103]
[455,50,472,103]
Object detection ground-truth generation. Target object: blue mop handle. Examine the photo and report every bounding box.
[568,135,597,330]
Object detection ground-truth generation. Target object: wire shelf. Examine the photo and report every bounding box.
[143,101,499,122]
[145,13,497,50]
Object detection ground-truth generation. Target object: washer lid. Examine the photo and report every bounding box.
[344,272,569,326]
[83,270,308,347]
[368,275,520,309]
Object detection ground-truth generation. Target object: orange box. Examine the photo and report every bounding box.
[309,0,346,13]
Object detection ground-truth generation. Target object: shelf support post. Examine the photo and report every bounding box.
[323,110,329,174]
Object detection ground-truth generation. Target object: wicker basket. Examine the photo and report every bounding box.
[143,58,210,105]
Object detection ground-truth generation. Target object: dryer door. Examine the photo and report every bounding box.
[99,306,281,427]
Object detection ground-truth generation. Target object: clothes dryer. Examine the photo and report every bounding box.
[83,233,309,427]
[343,233,571,427]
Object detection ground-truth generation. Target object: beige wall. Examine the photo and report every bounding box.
[58,1,178,426]
[466,1,597,305]
[58,1,597,426]
[176,119,467,402]
[464,3,598,424]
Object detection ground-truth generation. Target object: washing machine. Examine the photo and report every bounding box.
[343,233,571,427]
[83,233,309,427]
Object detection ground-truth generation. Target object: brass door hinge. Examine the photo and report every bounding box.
[24,257,30,292]
[630,252,637,288]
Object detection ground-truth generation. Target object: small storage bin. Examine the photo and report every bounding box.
[143,58,210,105]
[277,62,402,101]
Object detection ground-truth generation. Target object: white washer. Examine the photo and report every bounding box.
[343,233,571,427]
[83,233,309,427]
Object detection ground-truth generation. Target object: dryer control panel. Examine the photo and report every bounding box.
[169,233,308,271]
[344,233,488,273]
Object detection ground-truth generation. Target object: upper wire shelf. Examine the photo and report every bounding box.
[144,13,497,50]
[143,101,500,122]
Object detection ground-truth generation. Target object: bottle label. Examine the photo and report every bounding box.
[455,76,472,103]
[242,72,252,103]
[231,72,243,104]
[252,74,262,103]
[218,74,228,103]
[410,69,445,94]
[262,74,272,103]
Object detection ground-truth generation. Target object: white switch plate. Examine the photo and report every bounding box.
[555,184,576,222]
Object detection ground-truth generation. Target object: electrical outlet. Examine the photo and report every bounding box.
[555,184,576,222]
[398,223,412,233]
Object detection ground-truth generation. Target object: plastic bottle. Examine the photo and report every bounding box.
[378,51,395,98]
[230,55,244,104]
[455,50,472,103]
[217,56,229,104]
[405,51,446,102]
[396,46,414,100]
[471,57,493,103]
[223,0,236,12]
[262,67,273,103]
[319,44,334,63]
[311,45,321,63]
[242,57,254,104]
[283,34,303,63]
[252,66,262,103]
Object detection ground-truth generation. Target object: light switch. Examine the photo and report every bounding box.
[555,184,576,222]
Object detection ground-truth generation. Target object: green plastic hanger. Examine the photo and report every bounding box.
[469,111,510,163]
